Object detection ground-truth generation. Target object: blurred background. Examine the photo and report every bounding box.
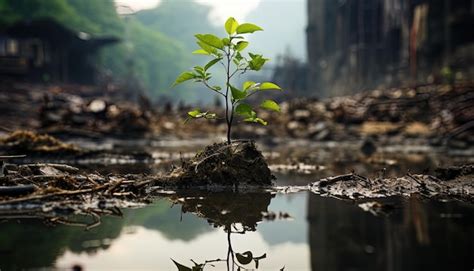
[1,0,470,104]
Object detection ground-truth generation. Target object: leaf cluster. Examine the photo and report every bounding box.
[173,17,283,129]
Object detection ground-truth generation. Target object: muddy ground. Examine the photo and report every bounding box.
[0,82,472,225]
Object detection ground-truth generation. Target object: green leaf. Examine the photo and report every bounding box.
[248,53,268,71]
[192,49,210,55]
[204,112,217,119]
[195,34,224,49]
[187,110,217,120]
[244,117,268,126]
[243,81,256,91]
[236,23,263,34]
[204,58,221,71]
[222,37,230,46]
[236,251,253,265]
[235,41,249,52]
[173,72,195,87]
[259,82,282,90]
[235,103,253,117]
[229,84,246,100]
[235,52,243,61]
[225,17,239,35]
[261,100,281,112]
[197,41,217,54]
[188,109,203,118]
[171,259,192,271]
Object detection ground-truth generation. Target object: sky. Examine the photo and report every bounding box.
[114,0,262,22]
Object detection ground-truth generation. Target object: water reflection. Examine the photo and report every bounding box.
[0,191,471,270]
[308,195,474,271]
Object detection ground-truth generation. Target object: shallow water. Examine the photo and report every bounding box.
[1,140,473,270]
[1,189,472,270]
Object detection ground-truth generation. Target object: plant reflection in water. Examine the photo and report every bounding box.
[167,191,285,270]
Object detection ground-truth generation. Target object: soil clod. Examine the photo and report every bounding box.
[167,141,275,187]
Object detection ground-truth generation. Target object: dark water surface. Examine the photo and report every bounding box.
[1,140,473,270]
[0,190,472,270]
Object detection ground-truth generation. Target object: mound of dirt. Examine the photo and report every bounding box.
[167,141,275,187]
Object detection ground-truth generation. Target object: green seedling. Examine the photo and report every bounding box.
[173,17,283,144]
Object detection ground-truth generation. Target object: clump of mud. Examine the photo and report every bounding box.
[167,141,274,187]
[0,130,81,154]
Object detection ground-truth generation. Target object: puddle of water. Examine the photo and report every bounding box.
[1,139,472,270]
[0,189,472,270]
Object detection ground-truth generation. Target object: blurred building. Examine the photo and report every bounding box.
[307,0,474,97]
[0,18,119,84]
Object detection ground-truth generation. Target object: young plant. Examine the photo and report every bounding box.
[173,17,282,144]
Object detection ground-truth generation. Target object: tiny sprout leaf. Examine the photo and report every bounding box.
[236,23,263,34]
[212,86,222,91]
[243,81,256,91]
[173,72,195,86]
[259,82,282,90]
[192,49,210,55]
[171,259,192,271]
[204,112,217,119]
[236,251,253,265]
[245,117,268,126]
[261,100,281,112]
[225,17,239,35]
[195,34,224,49]
[187,110,217,121]
[204,58,221,71]
[235,103,253,117]
[188,109,202,118]
[229,84,246,100]
[235,41,249,52]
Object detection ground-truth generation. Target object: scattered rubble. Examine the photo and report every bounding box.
[0,130,82,155]
[311,166,473,202]
[1,83,472,144]
[40,92,152,137]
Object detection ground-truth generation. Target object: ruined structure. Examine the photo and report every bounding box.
[0,19,119,84]
[307,0,474,97]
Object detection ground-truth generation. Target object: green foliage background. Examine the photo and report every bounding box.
[0,0,220,101]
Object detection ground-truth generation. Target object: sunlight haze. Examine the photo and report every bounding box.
[115,0,261,22]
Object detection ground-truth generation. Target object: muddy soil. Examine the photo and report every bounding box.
[166,141,274,187]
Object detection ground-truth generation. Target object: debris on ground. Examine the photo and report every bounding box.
[166,141,275,187]
[1,83,472,145]
[39,92,152,137]
[311,166,473,202]
[0,130,82,155]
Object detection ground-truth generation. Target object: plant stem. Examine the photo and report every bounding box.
[225,45,232,144]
